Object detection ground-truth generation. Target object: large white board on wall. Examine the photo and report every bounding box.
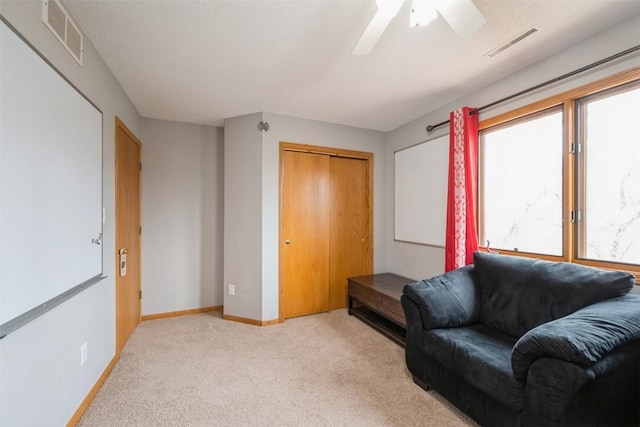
[0,18,103,337]
[394,134,449,247]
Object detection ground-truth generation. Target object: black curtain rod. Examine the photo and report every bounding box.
[425,44,640,133]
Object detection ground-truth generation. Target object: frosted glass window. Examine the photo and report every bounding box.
[578,83,640,265]
[480,108,563,256]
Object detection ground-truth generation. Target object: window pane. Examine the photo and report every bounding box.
[580,84,640,265]
[480,109,563,255]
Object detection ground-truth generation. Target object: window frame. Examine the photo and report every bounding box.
[477,66,640,282]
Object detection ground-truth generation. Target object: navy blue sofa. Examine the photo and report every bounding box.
[401,251,640,426]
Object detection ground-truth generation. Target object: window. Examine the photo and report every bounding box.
[480,108,563,256]
[478,69,640,279]
[577,82,640,265]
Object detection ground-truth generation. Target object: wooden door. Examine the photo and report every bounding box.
[280,150,330,319]
[115,118,141,354]
[280,143,373,320]
[329,156,372,309]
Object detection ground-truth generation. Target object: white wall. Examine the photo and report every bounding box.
[141,118,224,316]
[387,14,640,281]
[224,112,387,322]
[0,1,140,426]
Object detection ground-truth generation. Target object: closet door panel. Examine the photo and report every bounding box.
[329,156,372,310]
[280,151,330,318]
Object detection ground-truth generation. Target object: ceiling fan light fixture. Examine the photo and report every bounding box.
[353,0,486,55]
[410,0,437,27]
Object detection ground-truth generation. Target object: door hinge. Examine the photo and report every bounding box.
[139,290,142,299]
[570,210,582,223]
[139,226,142,235]
[570,142,582,154]
[139,162,142,171]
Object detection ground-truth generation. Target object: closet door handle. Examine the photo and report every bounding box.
[285,240,291,245]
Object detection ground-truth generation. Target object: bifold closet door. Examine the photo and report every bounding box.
[280,148,372,319]
[280,151,331,319]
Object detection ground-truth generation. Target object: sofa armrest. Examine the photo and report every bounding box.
[402,265,479,331]
[523,341,640,427]
[512,294,640,381]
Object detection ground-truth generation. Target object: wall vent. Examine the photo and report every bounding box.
[484,28,538,58]
[42,0,83,65]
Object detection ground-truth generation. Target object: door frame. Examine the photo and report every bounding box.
[115,117,142,355]
[278,141,373,322]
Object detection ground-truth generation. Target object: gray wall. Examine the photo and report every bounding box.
[387,14,640,281]
[223,113,264,320]
[0,1,140,426]
[2,1,639,425]
[224,112,387,321]
[141,118,224,316]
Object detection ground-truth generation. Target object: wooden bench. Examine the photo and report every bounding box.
[347,273,415,346]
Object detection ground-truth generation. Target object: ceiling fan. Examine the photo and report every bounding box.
[353,0,486,55]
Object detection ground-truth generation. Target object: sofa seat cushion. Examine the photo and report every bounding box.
[423,324,524,411]
[474,252,635,339]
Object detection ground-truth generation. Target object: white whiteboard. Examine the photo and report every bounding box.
[394,135,449,247]
[0,20,103,326]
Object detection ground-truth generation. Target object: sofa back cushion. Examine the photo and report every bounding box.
[474,251,635,339]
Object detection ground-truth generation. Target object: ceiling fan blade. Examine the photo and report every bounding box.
[352,0,404,56]
[435,0,486,37]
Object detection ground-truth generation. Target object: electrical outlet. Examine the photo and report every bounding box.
[80,342,88,366]
[228,284,235,296]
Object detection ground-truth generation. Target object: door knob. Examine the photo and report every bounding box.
[285,240,290,245]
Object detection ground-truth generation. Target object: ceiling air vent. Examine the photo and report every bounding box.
[42,0,83,65]
[484,28,538,58]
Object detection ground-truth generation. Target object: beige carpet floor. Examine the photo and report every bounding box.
[78,309,475,427]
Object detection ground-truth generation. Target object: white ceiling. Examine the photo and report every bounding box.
[64,0,640,132]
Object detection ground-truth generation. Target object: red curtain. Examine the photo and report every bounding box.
[445,107,479,272]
